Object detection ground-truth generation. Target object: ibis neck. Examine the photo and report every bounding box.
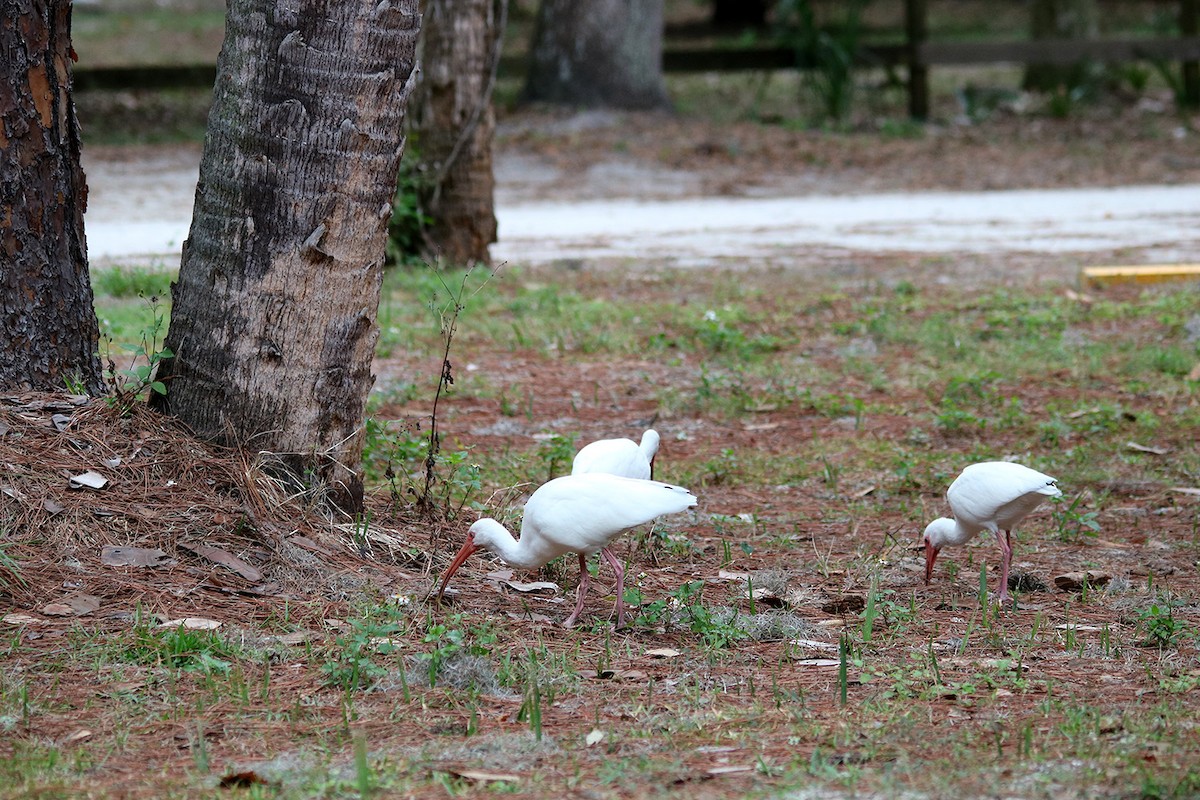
[474,518,546,570]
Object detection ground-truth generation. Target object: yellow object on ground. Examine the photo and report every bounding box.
[1082,265,1200,287]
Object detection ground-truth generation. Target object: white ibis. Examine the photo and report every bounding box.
[923,461,1062,605]
[435,472,696,627]
[571,429,660,480]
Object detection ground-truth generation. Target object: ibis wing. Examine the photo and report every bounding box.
[948,462,1060,530]
[523,474,696,555]
[571,438,651,480]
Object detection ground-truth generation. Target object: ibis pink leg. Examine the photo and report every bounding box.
[599,546,627,628]
[565,553,590,628]
[995,528,1013,606]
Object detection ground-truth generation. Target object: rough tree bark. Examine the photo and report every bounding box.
[411,0,503,265]
[0,0,104,395]
[522,0,670,110]
[152,0,421,513]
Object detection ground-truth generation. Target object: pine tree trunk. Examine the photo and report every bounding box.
[152,0,421,513]
[0,0,103,395]
[522,0,670,110]
[412,0,501,265]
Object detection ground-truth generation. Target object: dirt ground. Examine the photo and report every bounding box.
[4,97,1200,797]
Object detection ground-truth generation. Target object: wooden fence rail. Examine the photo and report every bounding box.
[73,0,1200,118]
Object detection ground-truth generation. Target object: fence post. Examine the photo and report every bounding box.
[1184,0,1199,107]
[906,0,929,119]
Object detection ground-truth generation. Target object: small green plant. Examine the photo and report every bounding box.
[535,433,578,482]
[1138,603,1187,648]
[670,580,748,649]
[0,541,27,593]
[1051,494,1101,541]
[516,650,543,741]
[775,0,867,124]
[322,615,401,692]
[131,623,237,675]
[105,295,172,411]
[385,150,433,267]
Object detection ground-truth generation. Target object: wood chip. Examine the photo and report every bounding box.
[1126,441,1169,455]
[3,613,44,625]
[61,729,93,745]
[1053,570,1112,592]
[821,595,865,614]
[793,658,841,667]
[585,729,605,746]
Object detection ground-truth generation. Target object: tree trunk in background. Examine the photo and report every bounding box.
[1023,0,1099,91]
[152,0,421,513]
[712,0,768,29]
[522,0,670,110]
[412,0,502,265]
[0,0,103,395]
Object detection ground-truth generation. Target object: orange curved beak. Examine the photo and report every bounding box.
[924,539,939,585]
[435,532,478,603]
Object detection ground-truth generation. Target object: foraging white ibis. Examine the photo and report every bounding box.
[435,472,697,627]
[923,461,1062,605]
[571,429,660,480]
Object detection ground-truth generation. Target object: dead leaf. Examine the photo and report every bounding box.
[102,456,122,468]
[1170,487,1200,497]
[50,413,72,431]
[1067,407,1101,419]
[502,580,559,593]
[43,498,64,515]
[41,594,100,617]
[61,729,92,745]
[157,617,221,630]
[101,545,174,568]
[1190,362,1200,382]
[485,569,515,581]
[179,542,262,582]
[644,647,682,658]
[742,422,780,431]
[1126,441,1169,455]
[793,658,841,667]
[585,729,605,746]
[707,766,755,776]
[852,485,876,498]
[68,471,108,490]
[717,570,749,581]
[1055,624,1103,632]
[445,768,521,783]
